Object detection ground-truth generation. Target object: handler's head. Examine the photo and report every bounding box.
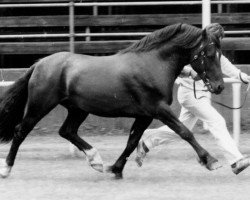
[205,23,224,40]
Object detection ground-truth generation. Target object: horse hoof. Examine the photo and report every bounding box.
[90,164,104,173]
[0,172,10,179]
[85,148,104,173]
[103,165,111,173]
[135,156,143,167]
[114,172,123,179]
[104,165,117,174]
[207,161,222,171]
[197,156,222,171]
[205,156,222,171]
[0,159,11,178]
[104,165,123,179]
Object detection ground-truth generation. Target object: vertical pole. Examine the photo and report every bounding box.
[202,0,211,28]
[69,0,75,53]
[108,6,112,15]
[68,1,75,156]
[218,4,223,13]
[85,5,98,42]
[202,0,211,131]
[232,83,241,146]
[93,5,98,16]
[85,27,91,42]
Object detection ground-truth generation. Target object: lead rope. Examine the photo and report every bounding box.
[193,80,250,110]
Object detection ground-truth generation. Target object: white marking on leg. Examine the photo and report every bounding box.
[85,148,104,173]
[0,159,11,178]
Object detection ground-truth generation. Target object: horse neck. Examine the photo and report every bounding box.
[157,45,191,77]
[117,47,190,78]
[118,51,163,66]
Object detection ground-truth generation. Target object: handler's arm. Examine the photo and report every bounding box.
[179,65,200,80]
[221,55,250,84]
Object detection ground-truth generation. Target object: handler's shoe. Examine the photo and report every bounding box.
[231,156,250,175]
[135,140,149,167]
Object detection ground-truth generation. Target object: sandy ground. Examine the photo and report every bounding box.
[0,133,250,200]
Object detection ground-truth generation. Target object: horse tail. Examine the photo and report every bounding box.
[0,65,35,143]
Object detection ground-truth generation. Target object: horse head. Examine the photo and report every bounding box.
[190,28,224,94]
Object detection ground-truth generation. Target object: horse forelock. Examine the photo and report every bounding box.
[119,23,203,54]
[209,33,221,48]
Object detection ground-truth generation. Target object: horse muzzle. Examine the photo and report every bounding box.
[201,76,224,94]
[207,82,224,94]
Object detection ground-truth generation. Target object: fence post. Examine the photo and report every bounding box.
[202,0,211,28]
[69,0,75,53]
[201,0,211,131]
[232,82,241,146]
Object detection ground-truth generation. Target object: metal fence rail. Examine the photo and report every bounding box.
[0,0,249,8]
[0,1,249,39]
[1,30,250,39]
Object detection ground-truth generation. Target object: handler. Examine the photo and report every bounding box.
[136,23,250,175]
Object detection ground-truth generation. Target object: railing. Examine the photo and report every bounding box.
[0,1,250,51]
[0,0,249,144]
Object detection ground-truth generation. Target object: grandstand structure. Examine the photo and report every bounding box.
[0,0,250,142]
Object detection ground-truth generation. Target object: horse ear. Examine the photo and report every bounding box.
[202,29,208,40]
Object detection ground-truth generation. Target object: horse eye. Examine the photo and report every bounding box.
[206,47,216,57]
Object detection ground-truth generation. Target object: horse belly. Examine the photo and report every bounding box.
[70,78,140,117]
[73,94,139,117]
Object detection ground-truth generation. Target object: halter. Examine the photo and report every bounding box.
[190,42,216,91]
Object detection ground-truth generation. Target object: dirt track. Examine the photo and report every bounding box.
[0,133,250,200]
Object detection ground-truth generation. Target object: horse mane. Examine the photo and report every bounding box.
[119,23,203,54]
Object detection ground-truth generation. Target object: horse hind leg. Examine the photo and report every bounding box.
[0,120,35,178]
[59,108,104,172]
[0,101,57,178]
[0,88,59,178]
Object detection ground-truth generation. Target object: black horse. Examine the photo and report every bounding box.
[0,23,224,179]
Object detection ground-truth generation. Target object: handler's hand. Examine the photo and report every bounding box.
[240,73,250,84]
[190,70,201,81]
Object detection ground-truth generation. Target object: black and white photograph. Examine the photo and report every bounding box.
[0,0,250,200]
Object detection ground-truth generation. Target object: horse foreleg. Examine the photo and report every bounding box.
[156,101,221,171]
[106,117,153,179]
[59,109,104,172]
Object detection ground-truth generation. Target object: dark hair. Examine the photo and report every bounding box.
[205,23,224,39]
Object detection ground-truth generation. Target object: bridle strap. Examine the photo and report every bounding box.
[193,80,250,110]
[190,42,215,63]
[190,43,215,87]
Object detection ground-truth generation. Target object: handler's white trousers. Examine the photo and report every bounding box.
[143,86,243,165]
